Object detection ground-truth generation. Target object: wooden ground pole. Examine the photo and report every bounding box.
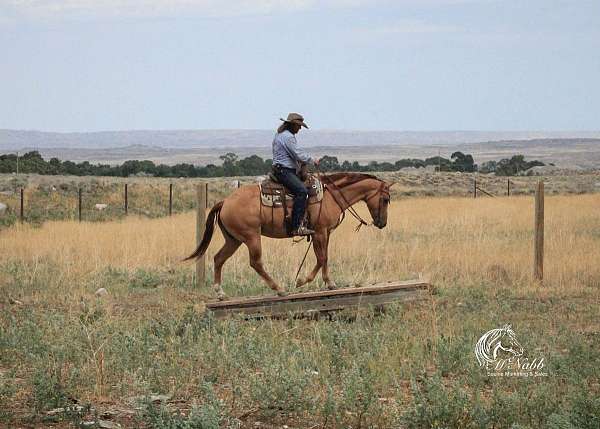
[205,279,430,319]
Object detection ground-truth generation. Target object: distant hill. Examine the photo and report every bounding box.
[1,129,600,168]
[2,129,600,150]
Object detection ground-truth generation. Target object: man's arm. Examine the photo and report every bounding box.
[283,134,313,165]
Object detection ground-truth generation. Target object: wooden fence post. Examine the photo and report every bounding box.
[20,188,24,223]
[534,180,544,282]
[78,188,82,222]
[124,184,128,214]
[196,184,207,287]
[473,179,477,198]
[169,183,173,216]
[507,179,511,197]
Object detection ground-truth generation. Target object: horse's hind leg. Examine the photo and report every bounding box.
[212,234,241,301]
[246,237,288,297]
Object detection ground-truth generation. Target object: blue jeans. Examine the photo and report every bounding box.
[273,165,308,230]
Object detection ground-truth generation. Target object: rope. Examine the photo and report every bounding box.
[294,239,313,284]
[292,168,326,282]
[291,165,381,284]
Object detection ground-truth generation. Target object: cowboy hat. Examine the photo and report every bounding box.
[280,112,309,129]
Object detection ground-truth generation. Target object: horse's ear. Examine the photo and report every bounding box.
[503,324,512,331]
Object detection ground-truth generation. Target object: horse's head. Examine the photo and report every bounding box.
[364,181,395,229]
[498,324,524,358]
[475,324,524,367]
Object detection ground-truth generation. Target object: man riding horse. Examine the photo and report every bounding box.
[272,113,320,236]
[186,116,395,300]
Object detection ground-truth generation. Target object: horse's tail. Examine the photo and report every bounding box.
[183,200,224,261]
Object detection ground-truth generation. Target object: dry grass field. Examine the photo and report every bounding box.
[1,193,600,427]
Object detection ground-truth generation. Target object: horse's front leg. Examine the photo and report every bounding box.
[301,231,336,290]
[320,233,337,290]
[295,260,321,288]
[295,232,326,288]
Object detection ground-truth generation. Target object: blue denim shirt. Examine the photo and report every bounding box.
[272,130,313,169]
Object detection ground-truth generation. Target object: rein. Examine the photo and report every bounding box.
[293,168,389,285]
[315,167,387,231]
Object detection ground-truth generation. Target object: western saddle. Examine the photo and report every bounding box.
[259,170,324,235]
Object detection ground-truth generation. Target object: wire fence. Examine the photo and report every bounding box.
[1,171,598,227]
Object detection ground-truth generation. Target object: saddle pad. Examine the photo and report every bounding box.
[260,176,324,207]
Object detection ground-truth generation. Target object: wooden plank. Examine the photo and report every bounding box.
[208,288,425,319]
[207,279,428,308]
[206,280,429,319]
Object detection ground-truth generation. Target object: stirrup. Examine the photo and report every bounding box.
[292,226,315,236]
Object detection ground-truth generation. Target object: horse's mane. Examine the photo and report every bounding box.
[322,172,380,188]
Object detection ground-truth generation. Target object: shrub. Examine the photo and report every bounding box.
[139,383,234,429]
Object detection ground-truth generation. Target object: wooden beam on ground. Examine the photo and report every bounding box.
[205,279,430,319]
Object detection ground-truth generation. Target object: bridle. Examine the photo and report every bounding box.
[365,180,391,228]
[318,171,390,231]
[292,170,390,284]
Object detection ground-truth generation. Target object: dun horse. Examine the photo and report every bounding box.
[186,173,394,300]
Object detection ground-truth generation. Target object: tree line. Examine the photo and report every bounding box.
[0,151,543,177]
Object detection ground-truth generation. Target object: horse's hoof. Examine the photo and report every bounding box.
[326,282,338,290]
[276,290,289,297]
[295,278,307,288]
[217,293,228,301]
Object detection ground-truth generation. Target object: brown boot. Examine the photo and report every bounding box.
[291,225,315,236]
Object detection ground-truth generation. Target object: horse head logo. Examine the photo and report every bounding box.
[475,324,524,368]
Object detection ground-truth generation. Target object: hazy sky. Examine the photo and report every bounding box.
[1,0,599,132]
